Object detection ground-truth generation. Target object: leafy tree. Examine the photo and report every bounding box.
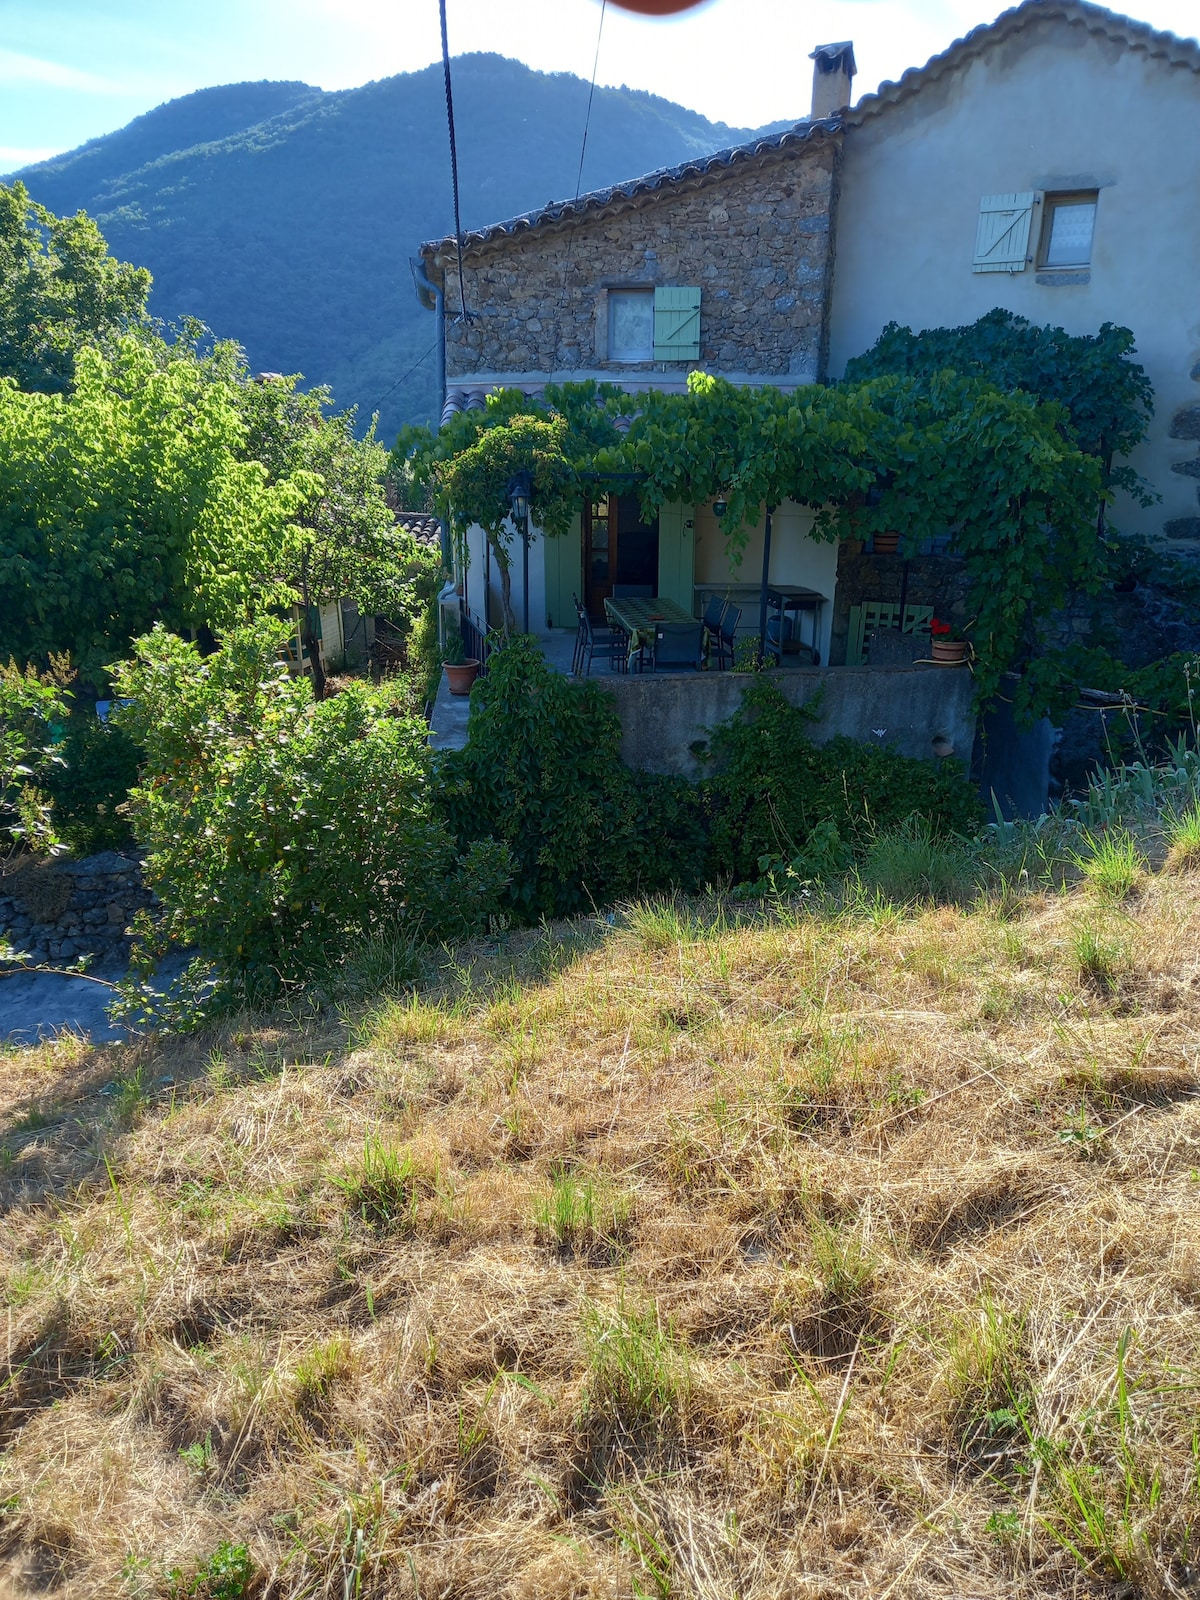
[236,372,437,697]
[843,308,1155,520]
[113,623,510,1010]
[0,656,73,854]
[0,338,314,681]
[0,181,151,394]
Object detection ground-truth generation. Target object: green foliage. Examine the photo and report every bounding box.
[844,308,1154,496]
[704,679,983,883]
[236,372,436,695]
[0,181,151,395]
[1073,830,1144,902]
[581,1293,690,1431]
[40,716,141,855]
[0,338,314,681]
[438,636,707,920]
[168,1540,257,1600]
[853,818,979,906]
[334,1136,416,1230]
[534,1166,633,1260]
[112,623,509,1009]
[0,655,73,853]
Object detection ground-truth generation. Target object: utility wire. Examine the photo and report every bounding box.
[439,0,470,322]
[366,342,436,417]
[575,0,607,201]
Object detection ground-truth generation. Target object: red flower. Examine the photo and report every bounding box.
[930,617,952,636]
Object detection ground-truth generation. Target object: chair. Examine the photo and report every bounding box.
[573,596,621,677]
[700,595,727,666]
[612,583,654,599]
[651,620,703,672]
[715,602,741,670]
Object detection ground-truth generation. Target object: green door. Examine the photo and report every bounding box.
[656,502,695,614]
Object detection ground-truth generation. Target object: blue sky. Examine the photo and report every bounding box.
[2,0,1197,169]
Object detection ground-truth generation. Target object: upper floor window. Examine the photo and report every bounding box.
[1039,192,1097,270]
[608,289,654,362]
[607,286,702,362]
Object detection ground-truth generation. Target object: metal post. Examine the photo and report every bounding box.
[757,506,774,666]
[522,515,530,635]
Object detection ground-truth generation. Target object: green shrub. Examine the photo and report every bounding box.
[854,818,978,905]
[1,655,73,853]
[40,715,141,855]
[705,679,983,883]
[168,1541,257,1600]
[438,636,707,919]
[113,622,509,1010]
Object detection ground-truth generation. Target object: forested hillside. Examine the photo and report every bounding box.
[10,56,785,441]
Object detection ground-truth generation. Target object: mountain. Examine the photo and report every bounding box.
[10,57,791,443]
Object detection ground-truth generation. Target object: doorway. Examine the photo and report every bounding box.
[583,495,660,619]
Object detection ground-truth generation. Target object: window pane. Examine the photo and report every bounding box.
[1044,201,1095,267]
[608,290,653,360]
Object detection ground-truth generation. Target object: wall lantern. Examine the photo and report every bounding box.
[712,497,728,518]
[507,470,532,525]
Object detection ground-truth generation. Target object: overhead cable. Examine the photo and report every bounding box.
[439,0,470,322]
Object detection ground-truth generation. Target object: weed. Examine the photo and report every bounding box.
[624,897,726,952]
[1057,1106,1105,1159]
[168,1541,257,1600]
[533,1167,633,1260]
[332,1136,416,1230]
[293,1336,351,1408]
[1074,830,1144,902]
[581,1294,691,1432]
[178,1432,216,1477]
[855,819,977,905]
[1165,805,1200,873]
[1071,921,1124,994]
[7,1102,54,1135]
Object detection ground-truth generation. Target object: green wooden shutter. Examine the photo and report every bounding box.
[653,287,701,360]
[972,193,1036,273]
[655,502,695,613]
[543,511,582,631]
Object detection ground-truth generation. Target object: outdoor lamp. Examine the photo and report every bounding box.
[507,470,532,524]
[712,497,728,518]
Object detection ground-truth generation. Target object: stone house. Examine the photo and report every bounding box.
[416,0,1199,669]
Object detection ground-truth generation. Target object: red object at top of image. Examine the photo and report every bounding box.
[606,0,711,13]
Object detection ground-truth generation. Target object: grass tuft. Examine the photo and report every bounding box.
[1074,829,1144,902]
[533,1166,633,1260]
[581,1294,691,1434]
[1164,805,1200,873]
[332,1135,416,1230]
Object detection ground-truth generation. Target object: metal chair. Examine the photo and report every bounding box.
[701,595,727,667]
[573,596,622,676]
[715,602,741,670]
[651,620,703,672]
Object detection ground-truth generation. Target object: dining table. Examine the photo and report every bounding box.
[603,595,694,670]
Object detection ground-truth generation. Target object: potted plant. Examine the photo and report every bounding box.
[929,616,969,665]
[442,614,480,696]
[871,530,901,555]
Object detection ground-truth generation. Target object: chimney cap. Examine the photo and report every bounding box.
[809,41,857,75]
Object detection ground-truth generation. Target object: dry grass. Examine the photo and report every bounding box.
[1,877,1199,1598]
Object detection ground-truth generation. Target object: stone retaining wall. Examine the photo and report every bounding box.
[0,851,153,969]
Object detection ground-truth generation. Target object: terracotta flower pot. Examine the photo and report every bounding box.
[444,660,480,696]
[931,638,968,665]
[872,531,900,555]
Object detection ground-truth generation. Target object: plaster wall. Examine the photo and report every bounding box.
[829,13,1200,552]
[431,139,838,386]
[462,519,547,636]
[693,501,840,663]
[605,665,977,780]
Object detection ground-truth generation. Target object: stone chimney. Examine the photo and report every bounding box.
[809,41,857,119]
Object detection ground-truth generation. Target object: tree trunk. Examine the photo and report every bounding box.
[494,543,516,636]
[303,614,327,700]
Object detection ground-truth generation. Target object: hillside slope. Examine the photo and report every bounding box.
[2,873,1198,1596]
[11,59,788,441]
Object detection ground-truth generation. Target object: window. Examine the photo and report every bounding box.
[606,286,703,362]
[1039,191,1097,270]
[608,289,654,362]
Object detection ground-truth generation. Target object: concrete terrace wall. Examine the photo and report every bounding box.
[605,665,977,781]
[433,139,839,385]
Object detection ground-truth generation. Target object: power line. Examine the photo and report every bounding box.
[366,342,436,417]
[439,0,470,322]
[575,0,607,201]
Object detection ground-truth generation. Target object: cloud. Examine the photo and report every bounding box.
[0,146,62,171]
[0,49,122,93]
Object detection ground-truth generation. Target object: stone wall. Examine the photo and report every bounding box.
[430,138,839,384]
[829,545,974,665]
[0,852,153,969]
